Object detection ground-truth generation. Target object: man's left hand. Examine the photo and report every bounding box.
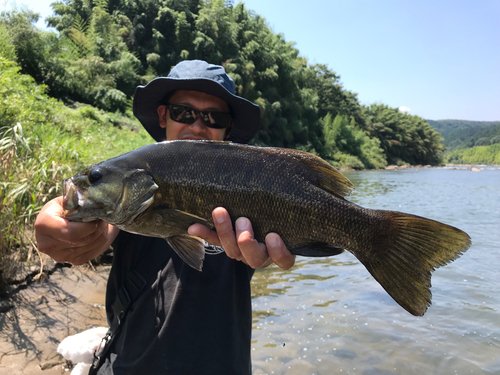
[187,207,295,270]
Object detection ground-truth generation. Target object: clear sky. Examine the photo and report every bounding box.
[3,0,500,121]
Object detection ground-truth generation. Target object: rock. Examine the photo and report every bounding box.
[471,167,482,172]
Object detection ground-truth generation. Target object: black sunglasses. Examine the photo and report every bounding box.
[166,103,233,129]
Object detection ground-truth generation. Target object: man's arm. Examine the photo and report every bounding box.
[35,197,119,265]
[188,207,296,270]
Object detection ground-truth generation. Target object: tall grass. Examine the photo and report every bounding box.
[0,53,150,289]
[0,123,80,284]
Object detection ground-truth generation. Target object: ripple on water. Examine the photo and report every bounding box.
[252,169,500,374]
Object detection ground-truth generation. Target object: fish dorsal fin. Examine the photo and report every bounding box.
[167,235,206,271]
[273,148,355,197]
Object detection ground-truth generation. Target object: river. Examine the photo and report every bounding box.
[250,166,500,375]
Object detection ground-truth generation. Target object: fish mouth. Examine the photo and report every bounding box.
[62,177,85,216]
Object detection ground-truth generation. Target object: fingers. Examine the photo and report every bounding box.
[187,207,235,246]
[36,197,103,245]
[210,207,267,268]
[67,225,117,265]
[213,207,240,254]
[187,223,221,246]
[35,196,118,265]
[60,220,108,247]
[188,207,296,270]
[265,233,296,270]
[234,217,269,268]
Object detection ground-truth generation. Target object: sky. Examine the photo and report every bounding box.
[3,0,500,121]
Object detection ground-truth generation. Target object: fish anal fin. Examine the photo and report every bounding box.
[291,243,344,257]
[166,235,205,271]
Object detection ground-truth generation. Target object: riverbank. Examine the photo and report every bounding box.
[0,264,109,374]
[339,163,499,173]
[383,163,500,171]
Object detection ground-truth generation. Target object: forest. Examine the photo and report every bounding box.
[426,119,500,150]
[0,0,494,286]
[426,119,500,164]
[1,0,445,167]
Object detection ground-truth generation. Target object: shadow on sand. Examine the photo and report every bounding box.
[0,266,109,374]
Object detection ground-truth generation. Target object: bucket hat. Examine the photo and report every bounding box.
[133,60,261,144]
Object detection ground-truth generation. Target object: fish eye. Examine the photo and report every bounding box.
[88,169,102,184]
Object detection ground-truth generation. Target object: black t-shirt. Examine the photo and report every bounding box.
[98,230,255,375]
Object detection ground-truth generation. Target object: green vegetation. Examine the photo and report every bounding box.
[426,119,500,151]
[1,2,444,168]
[0,1,461,286]
[443,144,500,165]
[365,104,444,165]
[426,119,500,164]
[0,26,149,287]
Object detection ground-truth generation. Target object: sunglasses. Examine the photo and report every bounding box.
[166,103,233,129]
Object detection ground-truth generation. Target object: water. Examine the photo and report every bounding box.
[251,167,500,375]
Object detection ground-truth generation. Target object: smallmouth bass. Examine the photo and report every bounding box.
[63,140,471,316]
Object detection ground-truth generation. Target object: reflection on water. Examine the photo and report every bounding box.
[251,167,500,375]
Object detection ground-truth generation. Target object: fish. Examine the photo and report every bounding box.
[63,140,471,316]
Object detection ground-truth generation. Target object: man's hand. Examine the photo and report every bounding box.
[188,207,295,270]
[35,196,119,265]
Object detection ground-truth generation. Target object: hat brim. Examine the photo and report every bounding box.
[133,77,260,144]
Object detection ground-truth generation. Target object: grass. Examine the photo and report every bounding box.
[0,56,150,290]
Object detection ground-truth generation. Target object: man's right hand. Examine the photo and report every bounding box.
[35,196,119,265]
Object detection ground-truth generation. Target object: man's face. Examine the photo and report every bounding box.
[157,90,230,141]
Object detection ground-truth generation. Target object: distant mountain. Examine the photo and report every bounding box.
[426,119,500,150]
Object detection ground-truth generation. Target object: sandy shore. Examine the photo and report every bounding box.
[0,265,109,374]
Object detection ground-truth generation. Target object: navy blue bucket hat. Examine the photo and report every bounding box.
[133,60,261,144]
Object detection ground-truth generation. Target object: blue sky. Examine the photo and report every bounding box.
[3,0,499,121]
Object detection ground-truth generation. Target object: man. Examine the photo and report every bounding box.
[35,60,295,374]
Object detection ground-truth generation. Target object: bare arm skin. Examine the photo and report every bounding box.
[35,197,119,265]
[188,207,296,270]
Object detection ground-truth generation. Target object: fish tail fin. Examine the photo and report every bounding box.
[355,211,471,316]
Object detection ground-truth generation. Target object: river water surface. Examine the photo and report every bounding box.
[250,167,500,375]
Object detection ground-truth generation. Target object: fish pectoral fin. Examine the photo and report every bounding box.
[290,243,344,257]
[171,210,214,230]
[166,235,206,271]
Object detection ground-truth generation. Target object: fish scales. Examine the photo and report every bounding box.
[62,140,471,316]
[143,141,368,251]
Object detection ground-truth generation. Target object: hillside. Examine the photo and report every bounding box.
[426,119,500,150]
[444,143,500,165]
